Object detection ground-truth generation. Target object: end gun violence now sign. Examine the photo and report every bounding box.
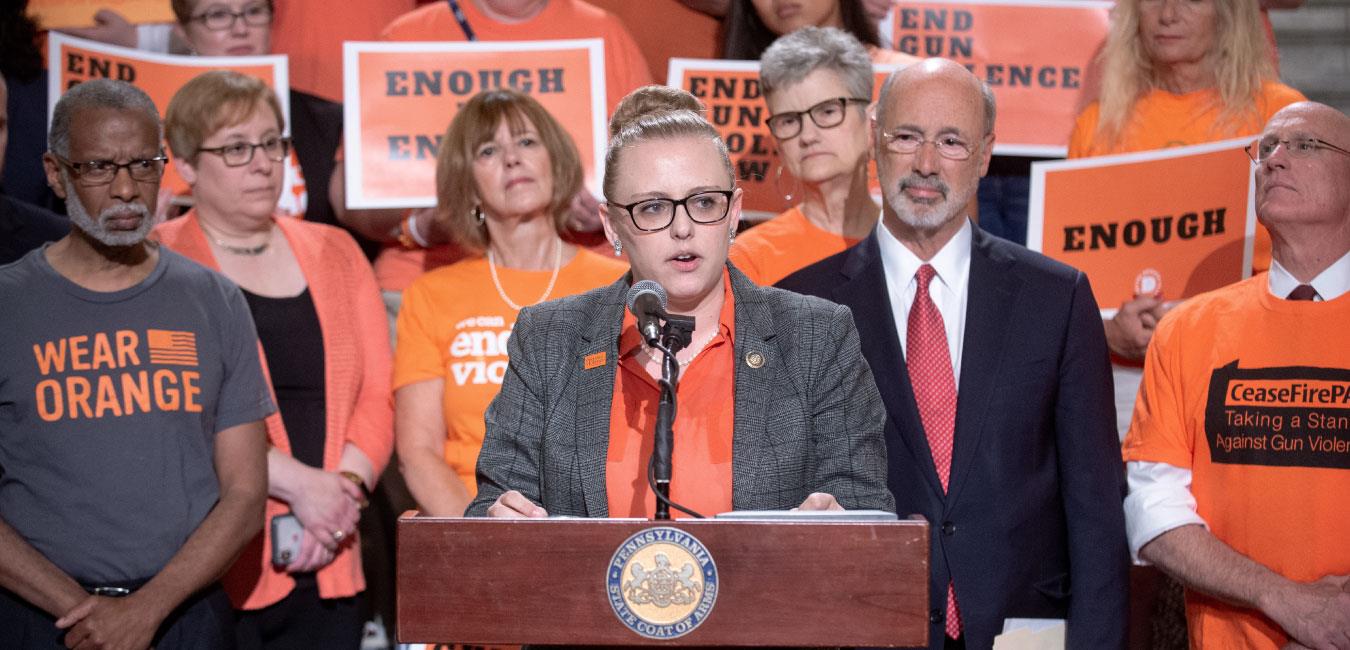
[881,0,1111,156]
[1027,138,1260,317]
[342,39,607,210]
[48,33,290,198]
[666,59,902,219]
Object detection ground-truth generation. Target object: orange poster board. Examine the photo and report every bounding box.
[48,33,289,197]
[667,60,902,220]
[342,40,606,210]
[882,0,1110,156]
[1027,138,1258,316]
[29,0,175,29]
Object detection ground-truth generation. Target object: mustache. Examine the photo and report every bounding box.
[100,203,151,221]
[899,175,949,197]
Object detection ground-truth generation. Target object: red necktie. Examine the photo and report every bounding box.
[1287,284,1318,301]
[906,264,962,638]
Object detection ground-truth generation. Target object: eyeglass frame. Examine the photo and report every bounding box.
[196,136,292,167]
[50,152,169,186]
[765,97,871,140]
[879,128,985,161]
[1245,136,1350,164]
[190,1,275,31]
[606,189,737,233]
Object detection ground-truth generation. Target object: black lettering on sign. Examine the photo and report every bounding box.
[387,134,443,160]
[1061,208,1227,252]
[1206,361,1350,469]
[383,68,565,97]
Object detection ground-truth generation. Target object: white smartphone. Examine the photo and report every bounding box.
[271,514,303,566]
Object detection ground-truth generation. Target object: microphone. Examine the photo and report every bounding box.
[626,280,667,346]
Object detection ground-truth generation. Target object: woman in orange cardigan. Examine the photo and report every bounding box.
[156,71,392,649]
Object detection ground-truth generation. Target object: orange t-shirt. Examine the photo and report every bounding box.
[1122,276,1350,649]
[606,272,736,518]
[728,206,862,286]
[393,248,628,491]
[1067,81,1305,273]
[271,0,416,101]
[379,0,654,112]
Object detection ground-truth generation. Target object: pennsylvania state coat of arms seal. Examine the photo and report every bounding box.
[607,527,718,639]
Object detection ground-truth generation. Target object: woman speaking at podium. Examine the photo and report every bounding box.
[465,86,894,519]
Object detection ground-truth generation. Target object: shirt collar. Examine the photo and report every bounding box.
[875,216,973,292]
[1267,249,1350,301]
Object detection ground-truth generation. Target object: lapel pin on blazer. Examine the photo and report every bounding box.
[745,351,765,368]
[583,351,607,370]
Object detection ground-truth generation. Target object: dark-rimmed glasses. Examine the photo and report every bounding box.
[1245,136,1350,163]
[765,97,870,140]
[191,2,274,31]
[881,129,979,161]
[608,190,735,233]
[51,153,168,186]
[197,136,290,167]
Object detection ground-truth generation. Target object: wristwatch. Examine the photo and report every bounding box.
[339,471,371,509]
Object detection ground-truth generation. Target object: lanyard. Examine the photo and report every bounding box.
[446,0,477,41]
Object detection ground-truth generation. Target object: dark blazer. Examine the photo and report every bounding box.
[780,225,1128,649]
[0,193,68,266]
[464,265,895,517]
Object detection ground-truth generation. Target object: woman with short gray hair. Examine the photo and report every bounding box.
[730,26,893,285]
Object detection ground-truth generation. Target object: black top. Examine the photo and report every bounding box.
[287,89,378,260]
[242,287,327,469]
[0,193,68,265]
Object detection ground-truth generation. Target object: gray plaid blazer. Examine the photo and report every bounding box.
[464,265,894,517]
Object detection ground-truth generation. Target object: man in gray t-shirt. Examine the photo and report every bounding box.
[0,80,272,649]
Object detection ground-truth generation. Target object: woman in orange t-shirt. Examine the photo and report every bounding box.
[1068,0,1304,366]
[465,86,893,520]
[729,26,880,286]
[721,0,917,65]
[393,89,627,518]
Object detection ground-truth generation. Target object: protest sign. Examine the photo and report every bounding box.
[1028,138,1258,316]
[48,33,290,201]
[881,0,1111,156]
[343,39,606,210]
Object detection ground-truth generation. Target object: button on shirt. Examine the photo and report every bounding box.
[1123,249,1350,562]
[876,218,973,383]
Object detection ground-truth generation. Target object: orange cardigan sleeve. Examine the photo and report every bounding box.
[331,228,394,476]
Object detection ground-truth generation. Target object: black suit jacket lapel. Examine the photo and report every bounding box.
[946,227,1021,507]
[835,233,947,498]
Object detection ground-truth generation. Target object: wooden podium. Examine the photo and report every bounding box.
[397,514,930,647]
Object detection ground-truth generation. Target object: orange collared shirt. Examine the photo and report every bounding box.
[606,271,736,518]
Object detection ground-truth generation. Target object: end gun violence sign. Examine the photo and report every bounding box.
[881,0,1111,156]
[667,59,901,218]
[1027,138,1259,317]
[342,39,607,210]
[48,33,290,198]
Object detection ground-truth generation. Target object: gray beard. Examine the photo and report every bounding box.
[883,174,974,232]
[63,174,155,247]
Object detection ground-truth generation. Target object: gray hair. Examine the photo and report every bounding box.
[759,26,873,101]
[49,79,162,157]
[875,65,997,136]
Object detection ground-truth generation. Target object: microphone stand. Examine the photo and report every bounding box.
[651,313,694,520]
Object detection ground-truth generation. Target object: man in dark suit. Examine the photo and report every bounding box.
[780,58,1128,649]
[0,75,68,265]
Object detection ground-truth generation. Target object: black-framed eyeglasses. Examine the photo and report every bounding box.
[765,97,870,140]
[881,129,979,161]
[608,189,735,233]
[1245,136,1350,163]
[197,136,290,167]
[51,152,168,186]
[190,2,274,30]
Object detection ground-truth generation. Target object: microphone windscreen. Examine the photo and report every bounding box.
[626,280,667,313]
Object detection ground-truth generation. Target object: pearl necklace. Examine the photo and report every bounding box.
[487,239,562,311]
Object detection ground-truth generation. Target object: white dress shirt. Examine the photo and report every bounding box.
[1124,249,1350,562]
[875,217,973,383]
